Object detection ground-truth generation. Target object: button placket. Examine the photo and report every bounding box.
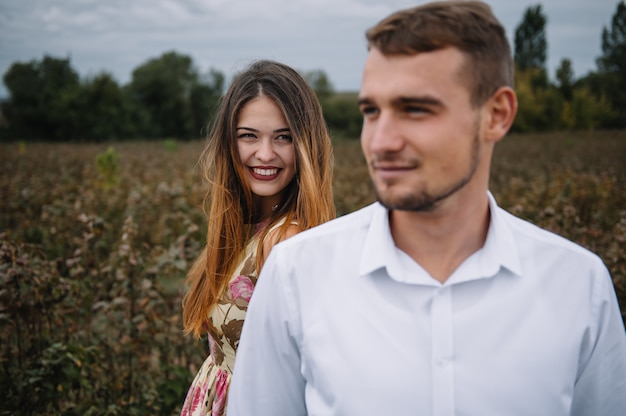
[431,286,454,416]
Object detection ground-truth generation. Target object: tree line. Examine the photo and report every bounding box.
[0,52,225,142]
[1,2,625,142]
[512,2,626,131]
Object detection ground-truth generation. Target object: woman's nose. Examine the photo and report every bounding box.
[255,138,276,162]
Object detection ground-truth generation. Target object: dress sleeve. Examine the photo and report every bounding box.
[228,246,307,415]
[571,263,626,416]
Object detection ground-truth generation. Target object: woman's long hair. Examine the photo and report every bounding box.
[183,60,335,338]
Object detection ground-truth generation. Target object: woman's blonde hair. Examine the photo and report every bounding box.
[183,60,335,338]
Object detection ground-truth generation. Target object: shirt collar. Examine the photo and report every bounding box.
[447,192,522,284]
[359,192,522,284]
[359,202,396,277]
[360,202,438,285]
[483,191,522,277]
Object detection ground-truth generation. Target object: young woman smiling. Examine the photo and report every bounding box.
[179,60,335,416]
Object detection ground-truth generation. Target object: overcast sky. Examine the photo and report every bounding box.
[0,0,621,97]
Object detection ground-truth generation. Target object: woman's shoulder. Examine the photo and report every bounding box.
[261,218,299,260]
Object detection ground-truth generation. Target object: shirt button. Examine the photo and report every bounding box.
[437,358,452,367]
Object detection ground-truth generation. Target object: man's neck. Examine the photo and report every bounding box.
[389,191,491,284]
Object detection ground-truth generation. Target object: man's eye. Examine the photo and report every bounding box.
[360,106,378,116]
[406,106,428,114]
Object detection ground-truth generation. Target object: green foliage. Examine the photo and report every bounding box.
[127,51,223,140]
[598,1,626,74]
[595,1,626,127]
[1,52,224,142]
[323,93,363,140]
[514,62,614,132]
[163,138,178,152]
[2,3,625,139]
[564,87,613,130]
[555,58,574,101]
[513,68,563,132]
[302,70,362,140]
[304,69,335,103]
[189,69,225,137]
[576,71,621,127]
[514,4,548,72]
[95,146,120,190]
[2,56,80,140]
[50,72,143,142]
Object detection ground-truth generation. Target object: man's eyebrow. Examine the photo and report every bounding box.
[395,96,443,107]
[357,96,443,107]
[357,97,374,106]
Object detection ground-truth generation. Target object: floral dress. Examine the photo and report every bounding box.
[180,220,284,416]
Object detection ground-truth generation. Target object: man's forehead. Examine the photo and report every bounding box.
[360,47,468,97]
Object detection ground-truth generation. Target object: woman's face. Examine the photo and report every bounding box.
[236,95,296,215]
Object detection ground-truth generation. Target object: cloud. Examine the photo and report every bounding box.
[0,0,621,97]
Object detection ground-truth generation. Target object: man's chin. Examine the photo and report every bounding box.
[375,191,437,212]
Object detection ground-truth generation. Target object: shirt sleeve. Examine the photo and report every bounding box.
[227,247,307,415]
[571,263,626,416]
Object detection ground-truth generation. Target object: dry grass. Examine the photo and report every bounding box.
[1,130,624,414]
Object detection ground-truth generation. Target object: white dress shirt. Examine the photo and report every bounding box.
[228,193,626,416]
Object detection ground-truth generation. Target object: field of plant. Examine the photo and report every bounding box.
[1,130,625,415]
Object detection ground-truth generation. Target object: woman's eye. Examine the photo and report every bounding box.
[276,135,293,142]
[238,133,256,139]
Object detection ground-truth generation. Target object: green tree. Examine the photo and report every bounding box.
[576,71,619,127]
[513,68,564,132]
[304,69,334,104]
[554,58,610,130]
[303,69,363,139]
[512,5,553,131]
[598,1,626,73]
[323,94,363,140]
[58,73,143,141]
[127,51,223,139]
[569,87,612,130]
[595,1,626,127]
[514,5,548,73]
[2,56,79,140]
[189,69,225,137]
[555,58,574,101]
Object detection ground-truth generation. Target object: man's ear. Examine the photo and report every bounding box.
[483,86,517,143]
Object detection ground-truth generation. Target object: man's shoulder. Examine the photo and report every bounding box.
[285,202,380,246]
[498,206,605,266]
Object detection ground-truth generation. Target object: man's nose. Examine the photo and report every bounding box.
[366,112,404,154]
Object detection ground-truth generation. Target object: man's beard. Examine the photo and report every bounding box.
[374,128,481,212]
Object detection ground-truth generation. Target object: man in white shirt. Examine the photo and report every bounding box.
[228,1,626,415]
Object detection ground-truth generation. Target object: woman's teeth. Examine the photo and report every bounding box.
[253,168,278,176]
